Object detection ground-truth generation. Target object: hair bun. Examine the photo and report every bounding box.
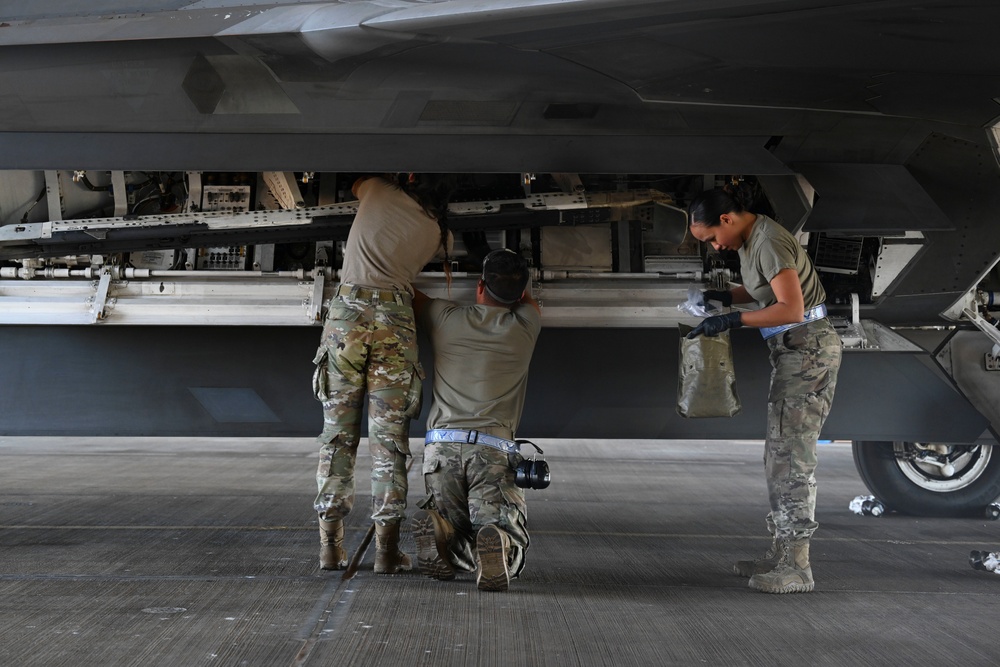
[723,180,754,211]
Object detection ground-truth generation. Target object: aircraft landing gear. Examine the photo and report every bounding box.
[852,441,1000,517]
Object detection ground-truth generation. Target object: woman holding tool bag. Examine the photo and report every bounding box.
[687,183,842,594]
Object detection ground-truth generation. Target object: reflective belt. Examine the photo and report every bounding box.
[760,304,828,340]
[425,429,520,454]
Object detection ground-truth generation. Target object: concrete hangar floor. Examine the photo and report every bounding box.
[1,437,997,667]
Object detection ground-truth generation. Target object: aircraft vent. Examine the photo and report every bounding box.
[812,233,863,275]
[182,54,298,115]
[418,100,518,125]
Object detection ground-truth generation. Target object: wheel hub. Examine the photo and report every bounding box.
[894,442,991,492]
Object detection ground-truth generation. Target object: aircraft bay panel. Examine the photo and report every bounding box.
[891,133,1000,302]
[794,163,953,234]
[0,326,986,445]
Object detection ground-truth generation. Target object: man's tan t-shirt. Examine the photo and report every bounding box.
[738,214,826,309]
[339,177,445,295]
[421,300,542,439]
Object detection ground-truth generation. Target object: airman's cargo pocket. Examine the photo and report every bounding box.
[312,349,330,401]
[499,482,525,509]
[422,456,441,475]
[404,363,426,419]
[769,393,827,443]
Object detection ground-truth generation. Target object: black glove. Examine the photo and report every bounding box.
[699,290,733,309]
[687,311,743,338]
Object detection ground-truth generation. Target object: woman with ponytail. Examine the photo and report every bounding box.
[687,182,842,594]
[311,173,456,575]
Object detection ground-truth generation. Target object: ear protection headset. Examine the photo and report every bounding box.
[514,440,551,490]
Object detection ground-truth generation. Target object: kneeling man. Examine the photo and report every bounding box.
[411,248,542,591]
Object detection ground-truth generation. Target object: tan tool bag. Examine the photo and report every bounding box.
[676,324,742,418]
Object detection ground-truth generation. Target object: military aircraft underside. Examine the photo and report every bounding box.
[0,1,999,515]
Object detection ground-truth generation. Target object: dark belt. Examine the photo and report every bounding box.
[425,429,520,454]
[337,284,410,304]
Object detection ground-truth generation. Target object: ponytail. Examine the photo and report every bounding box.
[399,173,457,288]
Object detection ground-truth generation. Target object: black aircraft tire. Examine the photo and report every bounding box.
[852,441,1000,517]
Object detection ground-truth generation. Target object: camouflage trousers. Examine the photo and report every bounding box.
[419,441,529,577]
[763,317,842,542]
[312,290,424,526]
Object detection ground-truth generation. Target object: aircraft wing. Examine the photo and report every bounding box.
[0,0,997,172]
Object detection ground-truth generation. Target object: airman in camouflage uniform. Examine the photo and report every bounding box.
[688,186,842,594]
[313,290,423,526]
[409,249,541,592]
[743,318,841,591]
[419,438,530,577]
[763,320,841,544]
[312,174,454,574]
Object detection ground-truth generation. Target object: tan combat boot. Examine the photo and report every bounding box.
[412,509,456,581]
[373,522,413,574]
[475,524,511,592]
[734,538,786,577]
[318,518,348,571]
[748,540,814,594]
